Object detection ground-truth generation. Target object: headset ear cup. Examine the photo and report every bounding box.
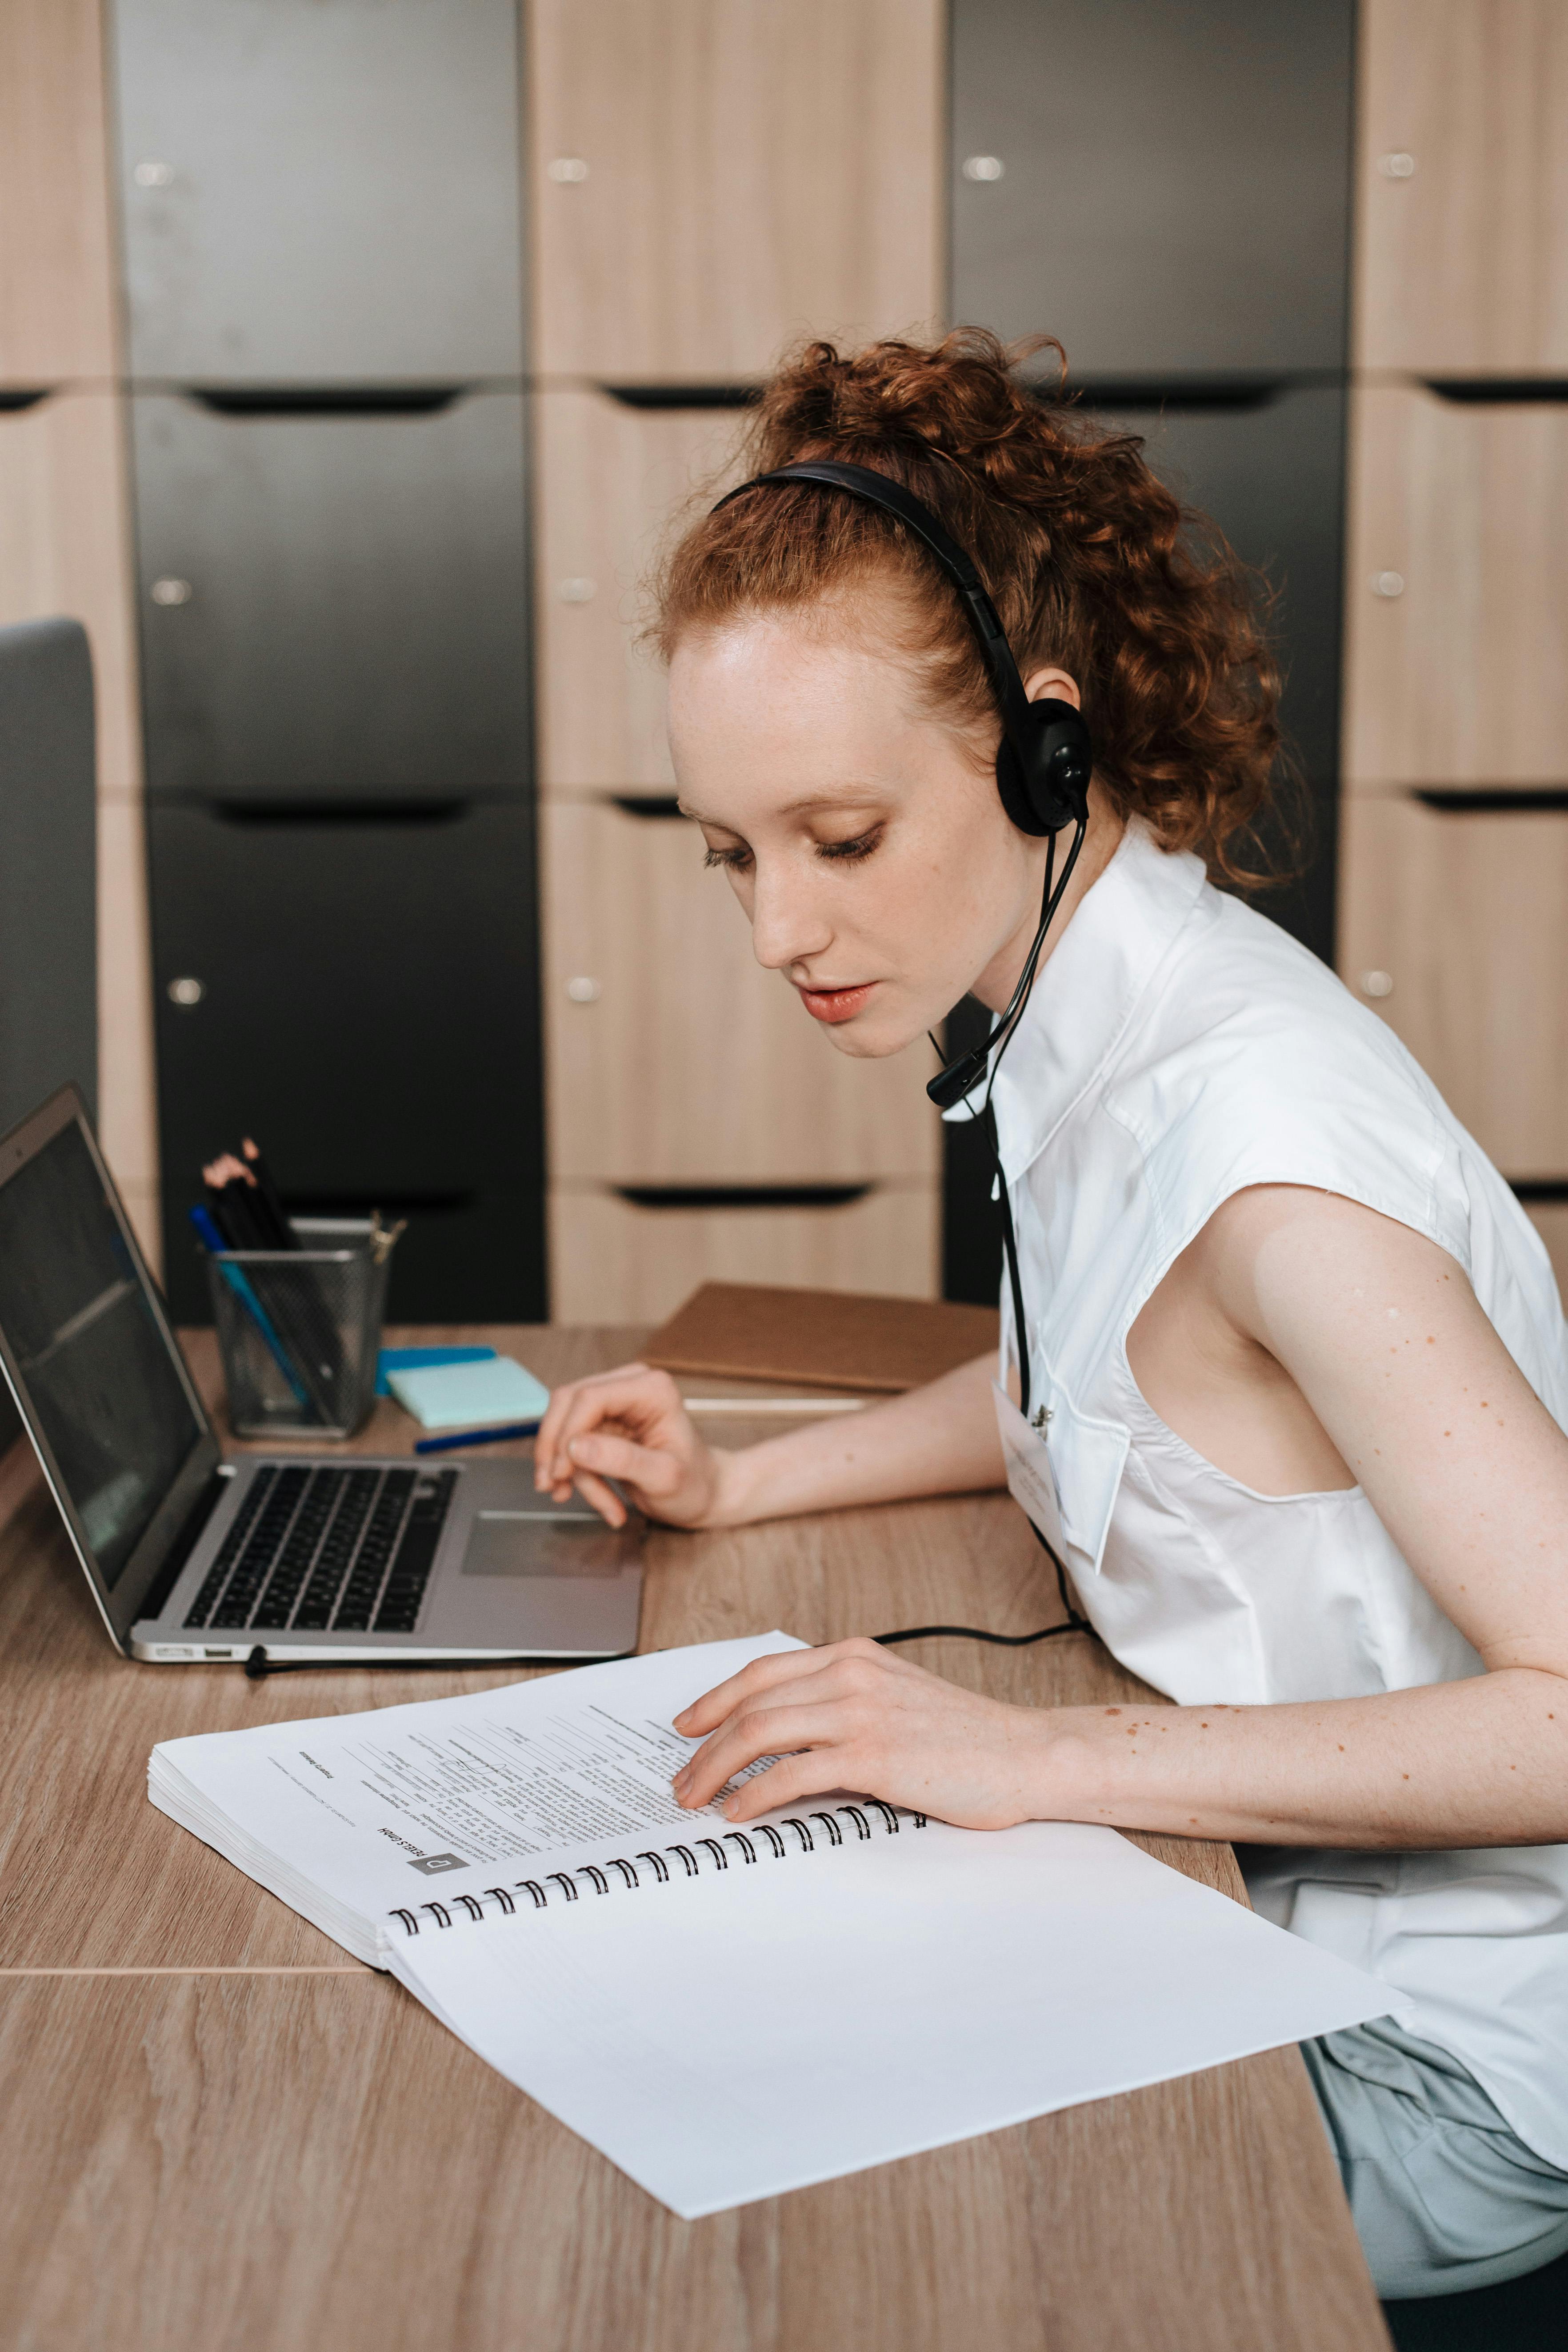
[995,700,1092,835]
[994,736,1052,836]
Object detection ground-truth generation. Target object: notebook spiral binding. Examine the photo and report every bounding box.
[388,1799,928,1937]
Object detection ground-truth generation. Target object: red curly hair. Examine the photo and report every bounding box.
[652,330,1287,887]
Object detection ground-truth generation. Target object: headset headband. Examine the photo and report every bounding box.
[714,460,1041,760]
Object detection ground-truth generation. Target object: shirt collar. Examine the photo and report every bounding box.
[942,821,1210,1182]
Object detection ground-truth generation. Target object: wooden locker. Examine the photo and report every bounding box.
[1343,385,1568,789]
[542,798,942,1185]
[535,390,748,792]
[1337,792,1568,1176]
[549,1183,940,1324]
[528,0,943,380]
[1355,0,1568,375]
[0,0,119,383]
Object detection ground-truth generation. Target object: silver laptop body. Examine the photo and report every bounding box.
[0,1087,642,1664]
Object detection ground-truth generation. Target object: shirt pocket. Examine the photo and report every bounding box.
[1039,1376,1130,1579]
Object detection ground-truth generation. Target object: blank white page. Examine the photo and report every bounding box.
[392,1812,1398,2218]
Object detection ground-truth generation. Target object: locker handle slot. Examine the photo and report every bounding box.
[1414,789,1568,815]
[185,385,467,419]
[1423,379,1568,407]
[1038,375,1293,415]
[607,796,685,820]
[612,1183,876,1212]
[600,383,760,411]
[1509,1182,1568,1205]
[0,388,51,413]
[208,800,472,827]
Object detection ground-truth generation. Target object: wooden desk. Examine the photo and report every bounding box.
[0,1326,1390,2352]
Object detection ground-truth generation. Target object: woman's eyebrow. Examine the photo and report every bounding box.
[678,793,886,824]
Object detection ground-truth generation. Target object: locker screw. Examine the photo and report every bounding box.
[1359,971,1394,1000]
[1371,571,1404,599]
[133,159,174,188]
[168,977,206,1007]
[548,157,589,183]
[1378,152,1416,179]
[565,976,601,1005]
[962,155,1004,182]
[150,577,192,606]
[558,577,596,603]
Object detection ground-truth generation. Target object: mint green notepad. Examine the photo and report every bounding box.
[385,1356,552,1431]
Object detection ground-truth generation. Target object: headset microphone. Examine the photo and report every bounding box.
[713,460,1092,1114]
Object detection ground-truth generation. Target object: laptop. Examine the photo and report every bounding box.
[0,1086,642,1664]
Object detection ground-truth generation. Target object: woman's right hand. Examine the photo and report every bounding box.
[532,1362,731,1529]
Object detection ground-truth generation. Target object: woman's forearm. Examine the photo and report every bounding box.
[1040,1667,1568,1848]
[709,1350,1007,1526]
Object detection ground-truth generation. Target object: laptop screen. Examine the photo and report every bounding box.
[0,1113,206,1590]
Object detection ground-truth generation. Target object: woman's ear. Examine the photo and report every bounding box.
[1021,665,1081,709]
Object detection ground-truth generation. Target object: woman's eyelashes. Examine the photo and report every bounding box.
[815,823,884,865]
[702,841,751,872]
[700,823,883,874]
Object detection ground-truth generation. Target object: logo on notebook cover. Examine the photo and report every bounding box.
[409,1852,469,1875]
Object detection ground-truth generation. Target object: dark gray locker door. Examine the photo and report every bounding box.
[1084,384,1346,959]
[952,0,1355,377]
[114,0,523,383]
[132,392,529,801]
[147,799,543,1322]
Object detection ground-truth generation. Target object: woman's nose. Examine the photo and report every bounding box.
[747,866,833,974]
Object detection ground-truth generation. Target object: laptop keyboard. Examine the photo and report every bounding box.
[184,1464,457,1637]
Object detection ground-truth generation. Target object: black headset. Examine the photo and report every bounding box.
[713,460,1093,1111]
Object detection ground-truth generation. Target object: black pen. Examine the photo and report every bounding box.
[413,1420,541,1456]
[241,1137,297,1250]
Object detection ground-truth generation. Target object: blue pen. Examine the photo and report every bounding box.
[413,1420,541,1456]
[189,1204,310,1407]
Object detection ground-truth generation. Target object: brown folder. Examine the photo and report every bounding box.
[643,1281,1000,1395]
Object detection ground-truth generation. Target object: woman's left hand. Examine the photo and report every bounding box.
[671,1639,1055,1830]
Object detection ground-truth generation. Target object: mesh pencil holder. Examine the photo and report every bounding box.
[204,1216,400,1440]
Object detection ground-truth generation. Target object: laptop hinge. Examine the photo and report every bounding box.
[136,1467,231,1625]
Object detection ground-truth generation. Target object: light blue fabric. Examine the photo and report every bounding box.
[1302,2016,1568,2299]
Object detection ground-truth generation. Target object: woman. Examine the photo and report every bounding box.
[534,332,1568,2300]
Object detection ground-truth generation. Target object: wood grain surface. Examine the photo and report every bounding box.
[0,1325,1389,2350]
[528,0,943,379]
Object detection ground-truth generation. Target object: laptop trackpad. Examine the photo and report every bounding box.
[462,1510,624,1580]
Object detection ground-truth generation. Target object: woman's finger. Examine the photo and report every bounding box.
[548,1370,679,1468]
[675,1700,845,1810]
[673,1637,888,1736]
[718,1748,861,1824]
[567,1429,682,1495]
[534,1367,617,1468]
[534,1363,658,1487]
[561,1465,628,1528]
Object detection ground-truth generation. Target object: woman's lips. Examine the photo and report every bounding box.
[797,980,877,1024]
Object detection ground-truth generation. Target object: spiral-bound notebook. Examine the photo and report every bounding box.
[148,1636,1398,2217]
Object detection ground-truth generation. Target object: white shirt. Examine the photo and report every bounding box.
[951,821,1568,2168]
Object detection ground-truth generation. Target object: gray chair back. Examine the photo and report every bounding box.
[0,615,97,1457]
